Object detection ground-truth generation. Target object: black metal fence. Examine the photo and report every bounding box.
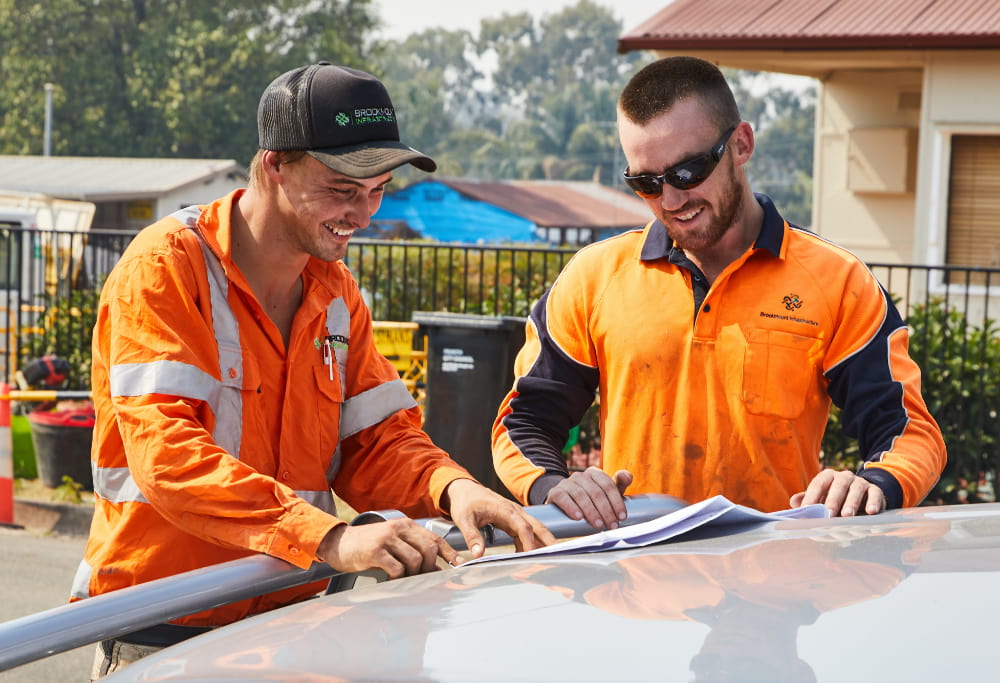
[1,226,997,503]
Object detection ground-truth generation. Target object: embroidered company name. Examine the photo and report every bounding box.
[353,107,395,124]
[759,311,819,326]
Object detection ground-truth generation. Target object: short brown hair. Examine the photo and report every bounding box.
[619,56,741,131]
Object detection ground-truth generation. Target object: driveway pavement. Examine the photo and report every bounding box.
[0,523,92,682]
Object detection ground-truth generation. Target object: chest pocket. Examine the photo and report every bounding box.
[742,329,822,419]
[313,364,345,459]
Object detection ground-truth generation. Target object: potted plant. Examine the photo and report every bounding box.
[19,284,100,491]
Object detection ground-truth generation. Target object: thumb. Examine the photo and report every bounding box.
[451,507,486,557]
[460,525,486,558]
[614,470,634,494]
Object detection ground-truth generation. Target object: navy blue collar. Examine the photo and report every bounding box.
[640,193,786,262]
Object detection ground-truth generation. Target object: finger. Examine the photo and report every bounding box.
[789,491,805,508]
[387,536,427,577]
[611,470,633,521]
[822,471,858,517]
[864,486,887,515]
[838,478,869,517]
[503,509,557,552]
[546,482,586,522]
[614,470,633,494]
[528,515,557,547]
[560,481,609,530]
[573,467,626,529]
[430,534,461,568]
[797,469,837,506]
[457,523,486,559]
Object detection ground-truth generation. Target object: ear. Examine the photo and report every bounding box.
[261,150,284,180]
[731,121,755,167]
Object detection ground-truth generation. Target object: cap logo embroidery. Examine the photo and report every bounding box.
[354,107,396,124]
[334,112,350,127]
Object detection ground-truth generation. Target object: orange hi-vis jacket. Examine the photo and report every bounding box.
[72,190,470,626]
[493,194,946,512]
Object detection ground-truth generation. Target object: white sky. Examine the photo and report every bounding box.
[372,0,815,92]
[373,0,666,40]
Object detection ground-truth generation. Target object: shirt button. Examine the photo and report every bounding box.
[282,471,290,481]
[228,368,238,379]
[703,304,711,313]
[289,547,299,555]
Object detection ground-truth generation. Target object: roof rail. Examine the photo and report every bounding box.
[0,493,684,672]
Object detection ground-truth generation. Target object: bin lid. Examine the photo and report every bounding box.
[28,408,96,428]
[411,311,526,330]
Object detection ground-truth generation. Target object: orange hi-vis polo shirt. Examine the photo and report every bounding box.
[72,190,470,626]
[493,194,945,513]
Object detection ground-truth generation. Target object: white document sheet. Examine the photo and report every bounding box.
[462,495,830,566]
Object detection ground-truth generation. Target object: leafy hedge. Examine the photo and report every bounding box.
[823,297,1000,504]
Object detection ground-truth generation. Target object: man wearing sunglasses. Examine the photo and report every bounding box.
[492,56,945,529]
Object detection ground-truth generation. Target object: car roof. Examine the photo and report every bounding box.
[107,502,1000,682]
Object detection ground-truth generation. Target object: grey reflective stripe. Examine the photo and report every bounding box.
[340,380,417,439]
[171,205,202,229]
[93,465,148,504]
[326,298,350,397]
[193,235,244,460]
[110,360,220,403]
[70,559,93,600]
[295,489,335,514]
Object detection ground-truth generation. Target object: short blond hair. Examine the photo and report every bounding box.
[248,149,308,188]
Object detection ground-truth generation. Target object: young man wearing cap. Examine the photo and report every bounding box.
[77,62,555,679]
[492,56,946,529]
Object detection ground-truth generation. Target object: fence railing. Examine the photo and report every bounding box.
[1,226,998,502]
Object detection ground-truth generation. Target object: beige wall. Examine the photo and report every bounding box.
[813,69,922,263]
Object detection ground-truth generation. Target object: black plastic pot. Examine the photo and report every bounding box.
[28,406,96,490]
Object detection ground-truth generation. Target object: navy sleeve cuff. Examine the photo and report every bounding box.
[528,473,567,506]
[858,467,904,509]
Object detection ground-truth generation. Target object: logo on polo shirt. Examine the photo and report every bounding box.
[782,293,803,311]
[757,293,819,327]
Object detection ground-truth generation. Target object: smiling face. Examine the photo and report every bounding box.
[619,98,751,255]
[272,154,391,263]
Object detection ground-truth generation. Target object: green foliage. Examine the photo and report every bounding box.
[725,68,817,227]
[377,0,645,187]
[23,285,101,390]
[823,297,1000,504]
[54,474,84,504]
[0,0,379,164]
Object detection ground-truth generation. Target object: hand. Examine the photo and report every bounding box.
[790,468,886,517]
[443,478,557,557]
[545,466,633,530]
[317,518,460,579]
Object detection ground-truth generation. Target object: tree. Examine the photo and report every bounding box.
[0,0,380,165]
[376,0,645,186]
[725,68,817,227]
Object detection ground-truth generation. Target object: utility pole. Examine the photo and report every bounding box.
[43,83,54,156]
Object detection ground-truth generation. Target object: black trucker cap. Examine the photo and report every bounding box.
[257,62,436,178]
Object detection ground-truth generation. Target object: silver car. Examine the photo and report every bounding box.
[88,499,1000,682]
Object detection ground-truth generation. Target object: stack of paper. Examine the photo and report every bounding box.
[462,495,829,566]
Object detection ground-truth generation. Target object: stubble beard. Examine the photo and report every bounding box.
[664,164,744,253]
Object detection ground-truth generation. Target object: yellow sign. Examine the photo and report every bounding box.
[127,201,154,221]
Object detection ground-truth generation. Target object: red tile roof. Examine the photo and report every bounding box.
[619,0,1000,52]
[439,179,651,229]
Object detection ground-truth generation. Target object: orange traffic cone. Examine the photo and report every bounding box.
[0,382,12,525]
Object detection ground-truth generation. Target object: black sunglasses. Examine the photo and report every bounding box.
[623,125,738,197]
